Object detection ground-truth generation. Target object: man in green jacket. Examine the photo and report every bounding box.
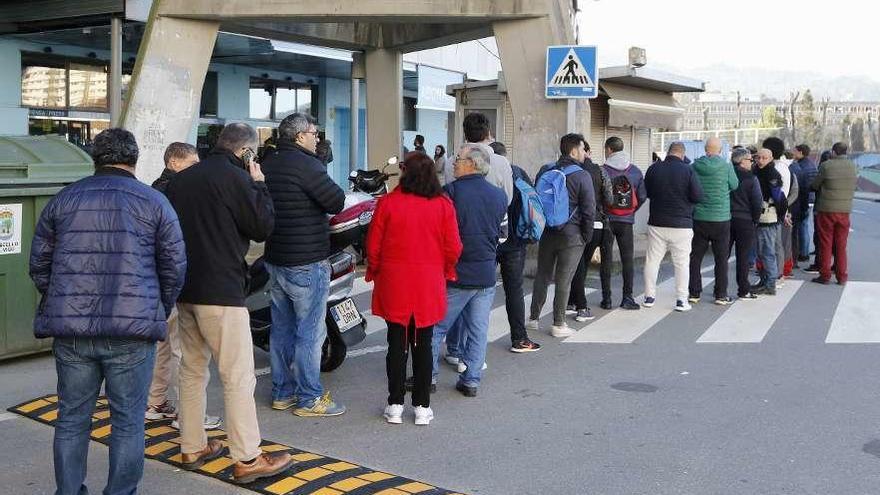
[810,141,858,285]
[688,137,740,305]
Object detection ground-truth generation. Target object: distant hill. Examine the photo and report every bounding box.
[655,63,880,101]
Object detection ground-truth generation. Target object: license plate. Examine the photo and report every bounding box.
[330,298,360,333]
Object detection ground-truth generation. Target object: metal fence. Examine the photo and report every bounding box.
[652,128,783,152]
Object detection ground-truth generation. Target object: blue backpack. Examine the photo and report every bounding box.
[512,174,545,243]
[536,163,581,229]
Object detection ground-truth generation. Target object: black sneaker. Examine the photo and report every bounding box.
[688,293,701,304]
[455,382,478,397]
[404,377,436,393]
[620,297,640,310]
[510,339,542,353]
[714,296,733,306]
[738,292,758,301]
[600,299,613,310]
[802,265,820,274]
[797,255,810,262]
[811,276,831,285]
[753,286,776,296]
[750,282,766,292]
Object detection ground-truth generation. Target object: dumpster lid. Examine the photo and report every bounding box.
[0,135,93,186]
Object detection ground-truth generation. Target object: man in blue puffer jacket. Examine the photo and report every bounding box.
[29,128,186,495]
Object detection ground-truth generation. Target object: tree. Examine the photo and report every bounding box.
[796,89,820,147]
[867,113,880,151]
[841,114,852,145]
[851,118,866,152]
[755,105,785,129]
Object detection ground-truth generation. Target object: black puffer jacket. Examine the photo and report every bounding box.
[29,167,186,341]
[166,150,275,306]
[262,142,345,266]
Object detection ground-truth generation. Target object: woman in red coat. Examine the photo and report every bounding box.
[366,152,462,426]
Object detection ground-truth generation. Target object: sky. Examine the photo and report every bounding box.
[576,0,880,82]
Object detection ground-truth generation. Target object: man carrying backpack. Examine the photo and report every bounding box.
[492,142,543,353]
[528,133,596,338]
[602,137,648,310]
[567,141,613,321]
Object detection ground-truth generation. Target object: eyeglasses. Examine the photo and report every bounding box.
[301,130,319,137]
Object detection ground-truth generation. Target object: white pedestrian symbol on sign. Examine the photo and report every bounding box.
[550,49,595,87]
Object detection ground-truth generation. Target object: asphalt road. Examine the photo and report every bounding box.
[3,199,880,495]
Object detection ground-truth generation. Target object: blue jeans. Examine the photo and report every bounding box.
[756,224,780,289]
[266,260,330,404]
[431,286,496,388]
[797,206,812,256]
[53,337,155,495]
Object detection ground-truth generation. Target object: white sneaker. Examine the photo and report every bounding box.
[526,319,539,332]
[457,361,488,373]
[414,406,434,426]
[444,355,460,366]
[675,300,692,312]
[172,415,222,430]
[551,323,574,338]
[383,404,404,424]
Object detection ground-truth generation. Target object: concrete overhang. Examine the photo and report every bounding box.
[599,66,706,94]
[156,0,546,52]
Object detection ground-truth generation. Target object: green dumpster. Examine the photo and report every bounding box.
[0,136,93,360]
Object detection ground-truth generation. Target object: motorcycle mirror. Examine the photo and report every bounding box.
[386,156,398,167]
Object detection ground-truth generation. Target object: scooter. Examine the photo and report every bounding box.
[345,156,398,259]
[246,192,377,372]
[348,156,399,197]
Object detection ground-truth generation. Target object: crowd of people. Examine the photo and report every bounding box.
[27,109,859,493]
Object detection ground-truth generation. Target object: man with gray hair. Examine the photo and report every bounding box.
[432,143,508,397]
[166,123,291,483]
[643,142,704,311]
[262,113,347,417]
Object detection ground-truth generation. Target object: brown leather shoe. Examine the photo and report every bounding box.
[181,439,224,470]
[233,452,294,484]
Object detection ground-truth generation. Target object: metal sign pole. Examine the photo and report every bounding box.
[567,99,577,133]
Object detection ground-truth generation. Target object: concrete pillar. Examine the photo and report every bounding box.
[121,1,219,183]
[365,48,402,169]
[493,10,588,177]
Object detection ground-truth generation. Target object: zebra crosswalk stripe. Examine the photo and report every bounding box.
[564,277,713,344]
[697,280,804,343]
[826,281,880,343]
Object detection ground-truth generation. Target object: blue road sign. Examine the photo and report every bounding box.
[546,45,598,99]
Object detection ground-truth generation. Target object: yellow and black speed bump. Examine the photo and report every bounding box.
[9,395,466,495]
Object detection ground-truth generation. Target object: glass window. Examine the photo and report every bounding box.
[275,86,297,120]
[68,63,108,109]
[403,97,417,131]
[296,88,312,116]
[249,82,273,120]
[249,78,318,121]
[21,66,67,108]
[200,71,218,117]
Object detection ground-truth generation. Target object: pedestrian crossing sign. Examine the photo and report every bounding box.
[546,45,598,99]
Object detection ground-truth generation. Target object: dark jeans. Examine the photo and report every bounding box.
[730,218,757,296]
[568,228,611,309]
[606,222,635,299]
[53,336,155,495]
[689,220,731,298]
[498,245,528,343]
[386,319,433,408]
